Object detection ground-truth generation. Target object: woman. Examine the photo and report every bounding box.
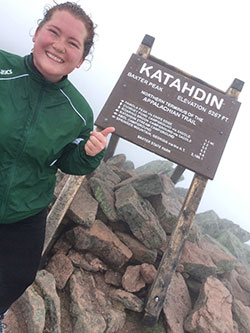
[0,2,114,327]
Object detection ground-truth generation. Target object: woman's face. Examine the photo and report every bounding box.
[32,10,88,82]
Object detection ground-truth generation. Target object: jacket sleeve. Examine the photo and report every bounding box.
[54,115,105,175]
[55,140,106,175]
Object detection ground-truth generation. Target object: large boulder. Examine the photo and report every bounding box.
[115,173,174,197]
[135,160,174,177]
[90,160,121,185]
[46,253,74,290]
[105,154,127,169]
[115,184,166,250]
[35,270,61,333]
[16,285,46,333]
[184,276,235,332]
[67,180,98,228]
[217,231,250,268]
[69,269,126,333]
[115,231,158,264]
[180,235,236,281]
[148,191,182,234]
[232,299,250,333]
[106,154,136,181]
[195,210,250,243]
[66,220,132,269]
[222,269,250,307]
[69,270,107,333]
[163,272,192,333]
[180,240,217,281]
[89,177,119,222]
[199,237,236,274]
[194,210,222,238]
[220,218,250,243]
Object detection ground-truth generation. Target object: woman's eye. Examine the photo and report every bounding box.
[69,42,78,48]
[49,29,58,36]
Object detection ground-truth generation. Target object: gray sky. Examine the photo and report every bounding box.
[1,0,249,234]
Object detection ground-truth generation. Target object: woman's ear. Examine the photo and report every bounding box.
[32,28,39,43]
[76,57,85,68]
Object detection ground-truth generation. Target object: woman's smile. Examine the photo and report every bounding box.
[46,51,64,64]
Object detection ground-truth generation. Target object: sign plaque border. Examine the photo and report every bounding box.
[95,53,241,179]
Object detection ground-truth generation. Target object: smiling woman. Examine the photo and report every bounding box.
[32,10,87,82]
[0,1,114,324]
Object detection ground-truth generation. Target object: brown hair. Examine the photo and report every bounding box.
[37,1,96,59]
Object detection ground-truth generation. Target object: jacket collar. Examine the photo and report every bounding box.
[24,54,69,89]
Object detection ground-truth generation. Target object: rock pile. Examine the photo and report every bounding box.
[4,155,250,332]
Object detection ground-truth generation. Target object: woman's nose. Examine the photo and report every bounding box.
[52,41,66,53]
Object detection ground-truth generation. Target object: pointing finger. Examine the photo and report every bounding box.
[100,127,115,137]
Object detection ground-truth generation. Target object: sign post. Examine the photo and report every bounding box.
[95,34,244,325]
[42,175,85,257]
[144,172,207,325]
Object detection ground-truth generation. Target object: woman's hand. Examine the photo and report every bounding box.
[84,127,115,156]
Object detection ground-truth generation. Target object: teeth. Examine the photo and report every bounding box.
[47,52,63,63]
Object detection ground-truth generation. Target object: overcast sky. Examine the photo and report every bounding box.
[1,0,250,235]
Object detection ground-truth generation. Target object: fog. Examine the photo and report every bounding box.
[1,0,249,235]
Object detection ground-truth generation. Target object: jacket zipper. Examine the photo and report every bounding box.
[1,86,45,221]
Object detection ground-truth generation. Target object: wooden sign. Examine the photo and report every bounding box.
[95,53,241,179]
[95,35,244,327]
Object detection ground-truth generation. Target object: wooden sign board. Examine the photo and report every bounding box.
[95,53,241,179]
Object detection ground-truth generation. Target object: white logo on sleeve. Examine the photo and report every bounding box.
[0,69,13,75]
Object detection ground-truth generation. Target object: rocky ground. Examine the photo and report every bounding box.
[3,155,250,332]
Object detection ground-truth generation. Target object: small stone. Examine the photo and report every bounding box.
[110,289,144,312]
[122,265,146,292]
[140,263,157,284]
[104,270,122,287]
[46,253,74,290]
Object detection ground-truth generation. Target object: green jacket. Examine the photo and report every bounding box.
[0,50,105,224]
